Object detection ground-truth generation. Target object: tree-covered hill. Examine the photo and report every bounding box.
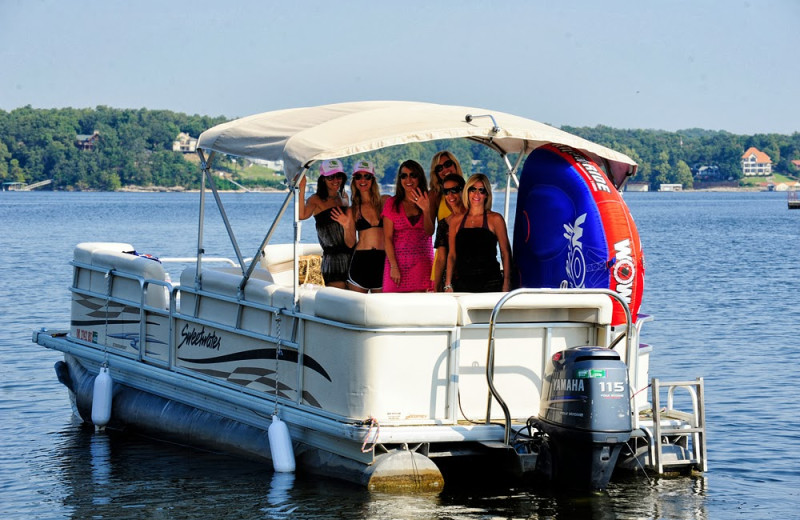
[1,106,798,191]
[0,106,227,190]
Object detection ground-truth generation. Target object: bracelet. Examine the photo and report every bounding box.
[444,284,453,290]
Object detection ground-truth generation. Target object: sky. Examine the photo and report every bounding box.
[1,0,798,135]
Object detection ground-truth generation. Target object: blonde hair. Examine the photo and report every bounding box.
[429,151,464,194]
[463,173,493,212]
[351,171,382,221]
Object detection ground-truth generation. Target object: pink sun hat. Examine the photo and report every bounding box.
[319,159,345,176]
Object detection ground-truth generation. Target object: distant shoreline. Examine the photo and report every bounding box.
[116,185,287,193]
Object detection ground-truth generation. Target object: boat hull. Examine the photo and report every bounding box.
[53,351,444,492]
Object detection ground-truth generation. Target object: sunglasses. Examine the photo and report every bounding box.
[434,159,455,174]
[399,172,420,180]
[324,174,344,181]
[468,186,488,195]
[442,186,462,195]
[353,173,374,181]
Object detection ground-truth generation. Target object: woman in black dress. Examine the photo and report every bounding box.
[444,174,512,293]
[298,159,354,288]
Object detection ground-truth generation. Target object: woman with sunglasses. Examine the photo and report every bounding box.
[428,151,465,289]
[345,160,390,293]
[382,160,434,292]
[444,174,512,293]
[431,173,466,292]
[298,159,355,289]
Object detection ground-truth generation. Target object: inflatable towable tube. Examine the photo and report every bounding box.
[513,144,644,325]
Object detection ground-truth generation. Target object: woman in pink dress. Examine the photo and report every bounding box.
[382,160,434,292]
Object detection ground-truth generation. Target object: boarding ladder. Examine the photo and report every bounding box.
[649,377,707,474]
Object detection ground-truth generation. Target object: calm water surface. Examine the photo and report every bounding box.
[1,191,799,519]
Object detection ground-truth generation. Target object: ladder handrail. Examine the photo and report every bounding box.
[484,288,632,444]
[651,377,707,473]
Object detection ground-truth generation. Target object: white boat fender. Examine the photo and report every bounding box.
[91,365,113,429]
[268,414,295,472]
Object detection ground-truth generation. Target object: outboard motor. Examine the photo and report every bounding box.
[534,346,632,491]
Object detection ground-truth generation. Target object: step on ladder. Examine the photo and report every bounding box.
[650,377,707,474]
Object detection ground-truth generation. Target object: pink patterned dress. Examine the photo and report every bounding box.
[382,196,434,292]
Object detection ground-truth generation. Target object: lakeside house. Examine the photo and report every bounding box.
[250,158,285,172]
[75,131,100,151]
[741,147,772,176]
[172,132,198,153]
[625,183,649,192]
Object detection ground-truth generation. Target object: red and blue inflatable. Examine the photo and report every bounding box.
[513,144,644,325]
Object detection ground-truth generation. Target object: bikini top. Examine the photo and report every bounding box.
[355,211,383,232]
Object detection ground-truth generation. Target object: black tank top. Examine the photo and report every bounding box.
[454,212,502,292]
[314,207,352,256]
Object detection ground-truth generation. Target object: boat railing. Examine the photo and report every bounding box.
[69,256,639,429]
[160,256,239,267]
[484,287,632,444]
[69,259,172,364]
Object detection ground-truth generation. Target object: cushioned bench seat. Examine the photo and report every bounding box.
[73,242,168,309]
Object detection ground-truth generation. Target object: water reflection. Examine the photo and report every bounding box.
[265,472,298,516]
[89,431,111,505]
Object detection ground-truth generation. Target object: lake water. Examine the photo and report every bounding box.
[1,190,799,519]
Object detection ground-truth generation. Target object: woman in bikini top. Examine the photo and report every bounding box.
[345,160,390,293]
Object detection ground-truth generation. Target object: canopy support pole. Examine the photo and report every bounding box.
[239,185,297,293]
[203,159,247,276]
[292,169,309,309]
[501,151,525,222]
[195,150,216,292]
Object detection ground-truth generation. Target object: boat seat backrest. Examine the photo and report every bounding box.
[314,289,459,327]
[179,267,281,326]
[73,242,135,291]
[72,243,168,309]
[261,243,324,286]
[454,292,613,325]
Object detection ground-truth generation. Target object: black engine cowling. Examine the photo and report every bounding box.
[535,346,633,490]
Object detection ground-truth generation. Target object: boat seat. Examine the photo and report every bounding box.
[314,289,459,327]
[454,292,613,326]
[73,242,168,309]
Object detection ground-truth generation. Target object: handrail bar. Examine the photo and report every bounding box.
[159,257,238,266]
[484,287,632,444]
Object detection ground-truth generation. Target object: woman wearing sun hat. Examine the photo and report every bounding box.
[345,159,390,292]
[298,159,354,288]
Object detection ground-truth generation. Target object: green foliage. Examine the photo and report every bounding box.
[563,125,800,189]
[0,106,227,190]
[2,106,799,191]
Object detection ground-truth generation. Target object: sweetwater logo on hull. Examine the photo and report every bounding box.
[177,324,221,350]
[551,144,611,193]
[612,239,635,304]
